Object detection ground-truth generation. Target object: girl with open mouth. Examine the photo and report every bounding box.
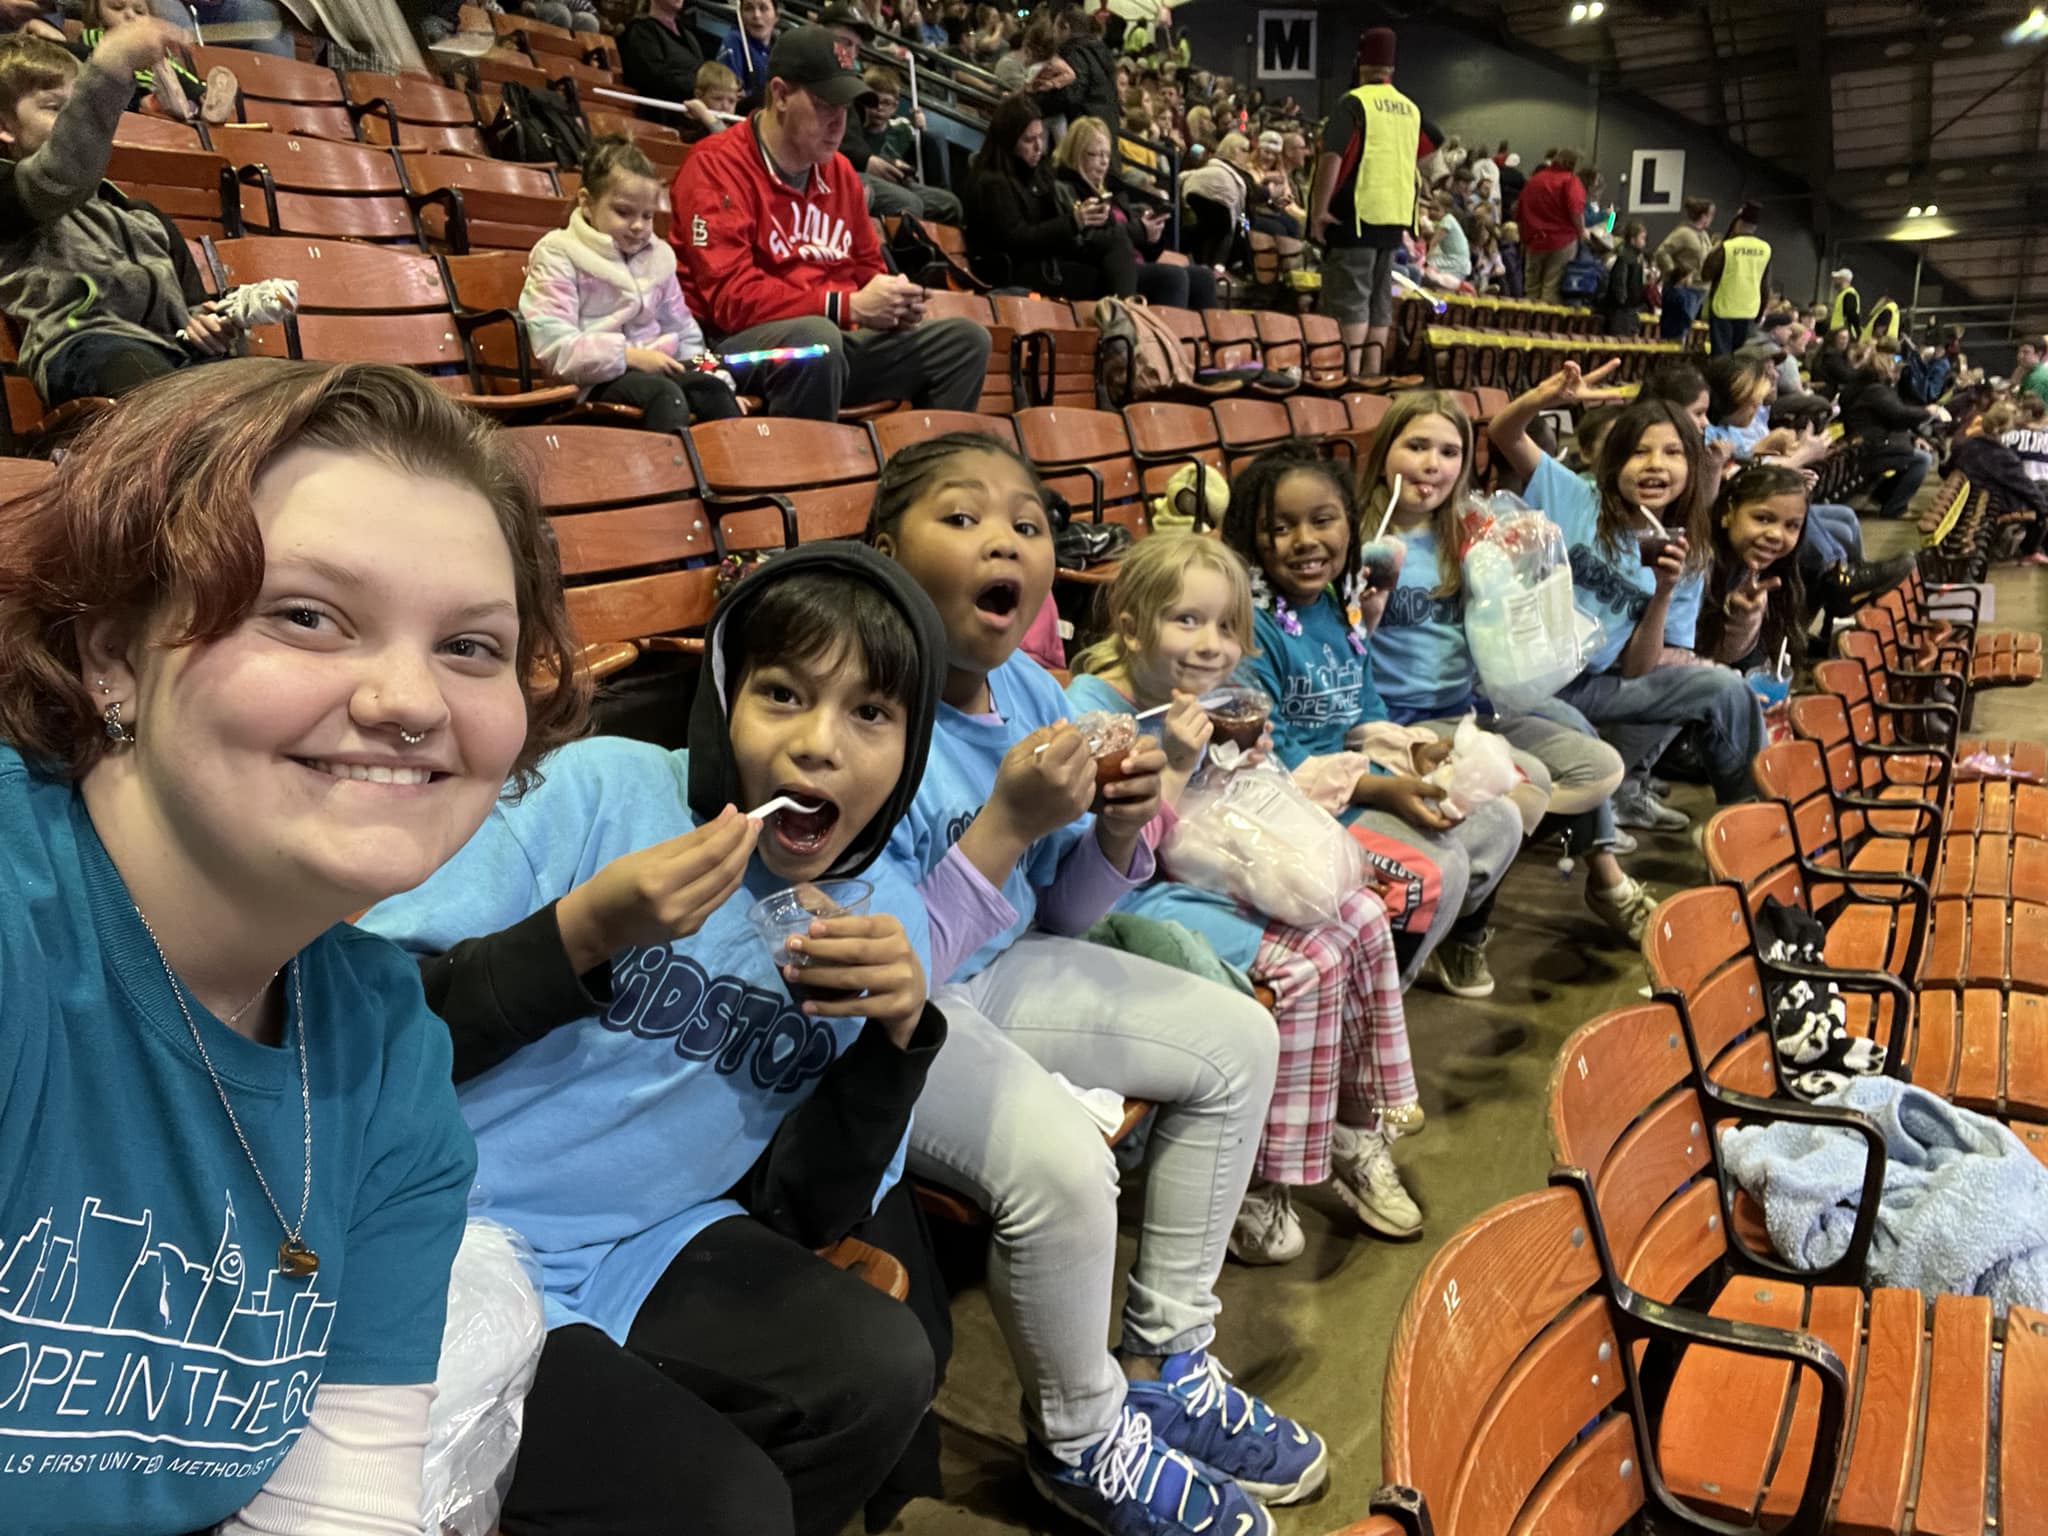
[872,432,1327,1536]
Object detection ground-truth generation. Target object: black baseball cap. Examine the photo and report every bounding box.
[814,0,871,34]
[767,24,875,105]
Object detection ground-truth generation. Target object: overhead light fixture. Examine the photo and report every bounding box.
[1568,1,1602,20]
[1924,202,1939,215]
[1570,2,1587,19]
[1909,205,1924,216]
[1589,1,1605,14]
[2009,6,2047,42]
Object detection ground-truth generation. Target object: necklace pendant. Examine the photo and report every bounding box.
[278,1238,319,1277]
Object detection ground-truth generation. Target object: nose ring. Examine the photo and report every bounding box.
[399,728,427,746]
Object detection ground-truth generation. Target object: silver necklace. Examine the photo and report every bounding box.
[131,906,319,1276]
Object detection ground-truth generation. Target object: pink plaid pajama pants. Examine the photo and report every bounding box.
[1247,884,1417,1186]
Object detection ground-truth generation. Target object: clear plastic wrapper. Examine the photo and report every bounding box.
[1956,749,2042,783]
[1161,762,1369,928]
[1423,714,1517,816]
[423,1206,546,1536]
[1458,492,1599,712]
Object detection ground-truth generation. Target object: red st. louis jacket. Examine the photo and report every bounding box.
[669,116,885,337]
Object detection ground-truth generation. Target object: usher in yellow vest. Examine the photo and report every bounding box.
[1346,81,1421,232]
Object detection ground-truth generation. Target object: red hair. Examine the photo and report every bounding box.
[0,360,588,788]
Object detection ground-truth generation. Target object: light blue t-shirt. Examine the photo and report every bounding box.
[1061,673,1261,969]
[0,748,473,1533]
[360,736,925,1342]
[884,652,1093,984]
[1705,411,1771,461]
[1239,591,1387,769]
[1521,452,1704,672]
[1367,526,1479,723]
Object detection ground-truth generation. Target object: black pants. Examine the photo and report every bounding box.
[586,368,743,433]
[1862,441,1931,519]
[501,1215,934,1536]
[42,332,196,405]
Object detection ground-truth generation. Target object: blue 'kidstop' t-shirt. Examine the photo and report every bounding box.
[0,747,473,1533]
[361,735,926,1343]
[1520,452,1704,672]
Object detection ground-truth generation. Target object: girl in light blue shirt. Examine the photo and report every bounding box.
[1489,360,1767,807]
[1358,390,1657,943]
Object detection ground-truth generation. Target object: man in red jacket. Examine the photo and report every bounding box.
[670,25,990,419]
[1516,147,1586,305]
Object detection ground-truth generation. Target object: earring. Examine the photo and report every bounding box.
[102,701,134,746]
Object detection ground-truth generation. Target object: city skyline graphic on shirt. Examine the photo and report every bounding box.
[0,1193,331,1361]
[1,1193,332,1457]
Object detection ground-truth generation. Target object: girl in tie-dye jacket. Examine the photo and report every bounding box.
[518,135,740,432]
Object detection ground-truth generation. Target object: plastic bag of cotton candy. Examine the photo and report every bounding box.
[1459,492,1597,713]
[423,1206,547,1536]
[1162,761,1370,929]
[1423,714,1518,818]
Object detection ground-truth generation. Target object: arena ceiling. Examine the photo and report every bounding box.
[1446,0,2048,335]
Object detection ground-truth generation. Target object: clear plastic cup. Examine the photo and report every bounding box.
[746,879,872,1003]
[1203,684,1273,750]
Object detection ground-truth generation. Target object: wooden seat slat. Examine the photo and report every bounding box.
[1758,1284,1865,1523]
[1658,1277,1806,1522]
[1911,1293,1992,1535]
[1504,1414,1643,1536]
[1831,1287,1924,1536]
[2000,1305,2048,1531]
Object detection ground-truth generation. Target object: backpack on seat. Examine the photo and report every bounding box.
[485,82,591,170]
[1092,296,1196,404]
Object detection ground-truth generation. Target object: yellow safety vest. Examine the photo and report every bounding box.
[1828,285,1858,335]
[1346,81,1421,232]
[1710,234,1770,319]
[1863,300,1900,345]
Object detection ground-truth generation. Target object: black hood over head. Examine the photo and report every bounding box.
[687,542,946,879]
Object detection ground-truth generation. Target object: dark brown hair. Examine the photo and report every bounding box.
[579,134,661,199]
[0,360,588,788]
[1590,396,1713,574]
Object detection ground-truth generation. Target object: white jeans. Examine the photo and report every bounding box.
[909,933,1278,1460]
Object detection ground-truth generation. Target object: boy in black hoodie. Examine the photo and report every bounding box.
[364,545,952,1536]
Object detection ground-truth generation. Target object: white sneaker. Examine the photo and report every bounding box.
[1586,873,1659,944]
[1228,1180,1304,1265]
[1329,1123,1422,1240]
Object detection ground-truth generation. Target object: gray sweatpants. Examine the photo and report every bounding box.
[715,315,990,421]
[907,933,1277,1461]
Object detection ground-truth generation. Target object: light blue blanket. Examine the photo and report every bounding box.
[1719,1076,2048,1317]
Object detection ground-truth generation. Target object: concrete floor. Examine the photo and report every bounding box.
[889,515,2048,1536]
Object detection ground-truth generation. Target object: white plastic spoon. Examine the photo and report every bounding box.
[748,794,823,821]
[1131,687,1237,723]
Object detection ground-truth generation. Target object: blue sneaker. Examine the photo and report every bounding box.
[1125,1350,1328,1506]
[1028,1405,1273,1535]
